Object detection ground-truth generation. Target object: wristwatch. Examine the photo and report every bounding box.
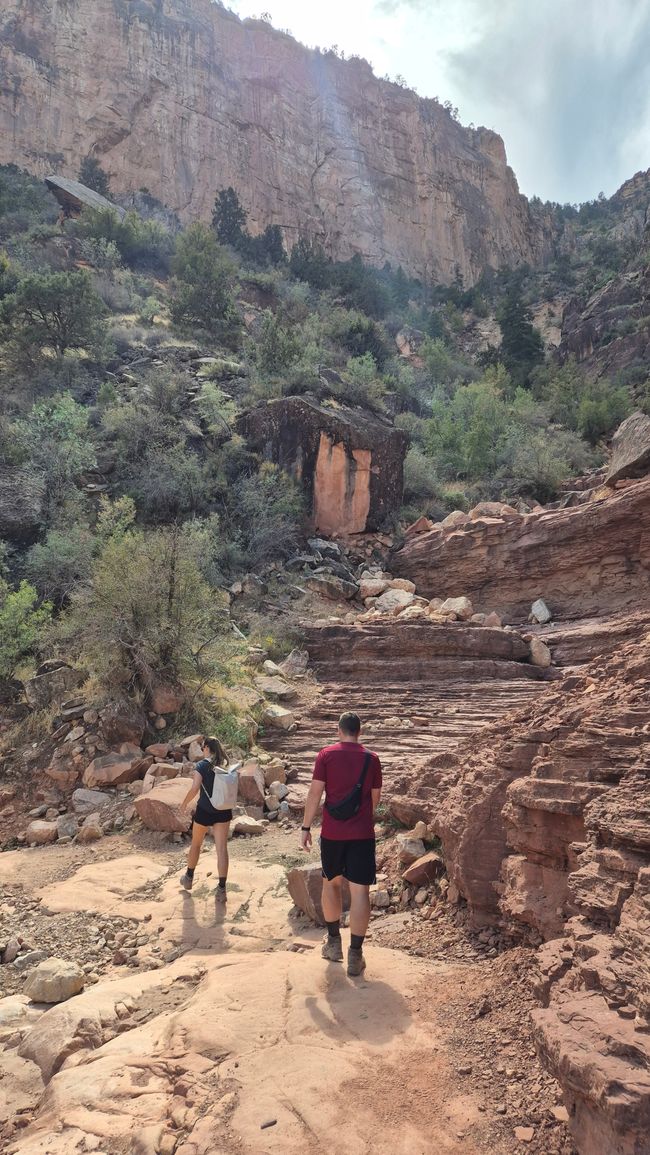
[301,826,311,832]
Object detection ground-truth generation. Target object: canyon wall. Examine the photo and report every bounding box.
[0,0,554,283]
[392,477,650,621]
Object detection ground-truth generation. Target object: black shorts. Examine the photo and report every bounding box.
[320,837,376,886]
[193,807,233,827]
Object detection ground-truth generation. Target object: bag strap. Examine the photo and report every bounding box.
[357,750,372,790]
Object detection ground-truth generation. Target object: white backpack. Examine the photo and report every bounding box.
[201,761,241,810]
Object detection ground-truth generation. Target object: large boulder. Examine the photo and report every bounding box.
[254,675,297,702]
[25,820,58,846]
[149,682,185,715]
[83,745,150,788]
[24,958,84,1004]
[133,777,194,832]
[238,760,266,807]
[305,575,358,601]
[440,596,473,621]
[261,704,294,730]
[0,467,45,545]
[99,700,146,747]
[402,851,443,886]
[71,788,109,814]
[287,862,351,925]
[24,665,84,710]
[374,588,415,614]
[606,410,650,485]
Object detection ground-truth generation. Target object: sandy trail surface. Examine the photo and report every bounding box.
[0,833,509,1155]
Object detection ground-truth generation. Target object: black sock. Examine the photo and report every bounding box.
[351,933,364,951]
[218,877,227,889]
[186,866,195,878]
[326,919,341,938]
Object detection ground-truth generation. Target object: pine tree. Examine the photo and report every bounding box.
[497,288,544,386]
[212,187,248,249]
[78,156,111,198]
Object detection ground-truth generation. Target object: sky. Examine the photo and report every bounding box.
[226,0,650,205]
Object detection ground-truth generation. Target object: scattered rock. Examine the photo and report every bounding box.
[83,744,151,788]
[530,638,552,668]
[396,834,427,865]
[530,598,552,625]
[606,410,650,485]
[440,596,473,620]
[305,575,358,601]
[72,788,108,814]
[134,777,194,832]
[261,704,294,730]
[231,815,265,836]
[25,820,58,846]
[99,699,146,746]
[150,682,185,714]
[374,588,415,613]
[238,760,266,808]
[24,958,85,1004]
[287,862,350,925]
[254,675,297,702]
[402,852,443,886]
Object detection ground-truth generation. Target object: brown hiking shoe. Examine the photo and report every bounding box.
[322,935,344,962]
[347,947,366,976]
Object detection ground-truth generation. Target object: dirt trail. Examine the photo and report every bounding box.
[0,831,529,1155]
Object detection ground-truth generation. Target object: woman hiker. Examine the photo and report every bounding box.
[180,736,233,899]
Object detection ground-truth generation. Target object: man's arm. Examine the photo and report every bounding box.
[300,779,325,851]
[371,787,382,814]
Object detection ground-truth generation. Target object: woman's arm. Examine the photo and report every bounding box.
[181,770,202,811]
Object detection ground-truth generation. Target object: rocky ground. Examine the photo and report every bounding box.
[0,820,576,1155]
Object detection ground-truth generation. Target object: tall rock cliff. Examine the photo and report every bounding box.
[0,0,553,283]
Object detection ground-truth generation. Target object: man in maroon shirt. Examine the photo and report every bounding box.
[300,711,382,976]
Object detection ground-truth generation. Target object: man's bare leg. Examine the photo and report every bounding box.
[321,875,344,961]
[347,882,370,976]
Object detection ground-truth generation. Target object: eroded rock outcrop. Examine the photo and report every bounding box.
[0,0,555,283]
[238,396,407,534]
[393,629,650,1154]
[392,477,650,620]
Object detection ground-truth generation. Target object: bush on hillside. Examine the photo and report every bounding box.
[0,578,51,682]
[60,526,232,698]
[0,270,107,361]
[170,224,238,337]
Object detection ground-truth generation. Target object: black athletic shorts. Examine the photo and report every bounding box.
[320,837,376,886]
[193,807,233,827]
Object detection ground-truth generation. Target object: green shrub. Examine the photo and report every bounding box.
[16,393,96,524]
[0,578,51,681]
[0,270,107,360]
[231,463,304,568]
[25,525,94,605]
[170,224,238,336]
[60,527,231,697]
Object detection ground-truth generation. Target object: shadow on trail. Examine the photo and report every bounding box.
[306,968,413,1046]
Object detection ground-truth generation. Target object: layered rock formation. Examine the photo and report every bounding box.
[392,477,650,621]
[391,627,650,1155]
[0,0,554,282]
[238,397,407,534]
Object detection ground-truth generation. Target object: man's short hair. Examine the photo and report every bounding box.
[338,711,361,737]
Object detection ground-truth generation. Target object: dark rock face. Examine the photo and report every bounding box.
[0,469,45,545]
[606,411,650,485]
[238,397,407,535]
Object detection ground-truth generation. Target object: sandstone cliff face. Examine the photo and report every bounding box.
[392,477,650,621]
[0,0,553,283]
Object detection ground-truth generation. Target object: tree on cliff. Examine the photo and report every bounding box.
[78,155,111,198]
[212,187,248,250]
[497,286,544,386]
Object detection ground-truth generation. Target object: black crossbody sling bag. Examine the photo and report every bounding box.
[325,751,372,822]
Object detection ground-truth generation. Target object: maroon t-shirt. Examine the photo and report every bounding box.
[313,742,382,841]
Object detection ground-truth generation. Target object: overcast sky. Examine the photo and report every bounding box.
[227,0,650,205]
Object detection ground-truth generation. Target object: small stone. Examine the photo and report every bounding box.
[530,638,552,668]
[260,1119,277,1130]
[514,1127,535,1142]
[440,596,473,620]
[530,598,551,624]
[550,1106,569,1122]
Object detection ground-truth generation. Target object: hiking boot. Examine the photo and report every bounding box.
[180,871,193,891]
[321,935,344,962]
[215,886,227,903]
[347,947,366,977]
